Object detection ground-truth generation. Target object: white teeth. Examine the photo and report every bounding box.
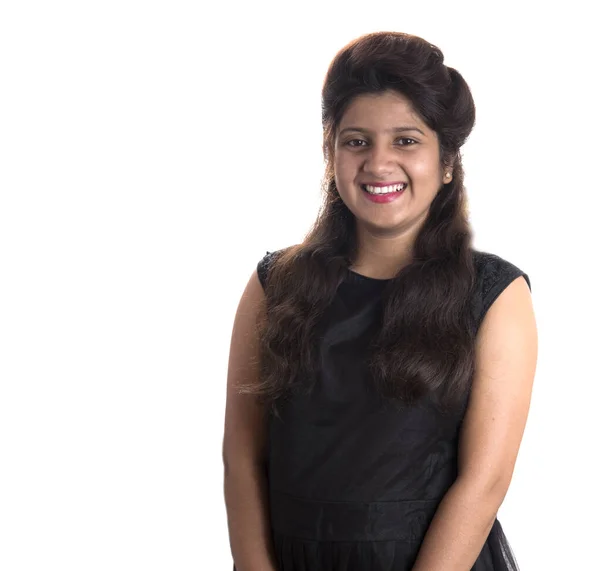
[364,183,406,194]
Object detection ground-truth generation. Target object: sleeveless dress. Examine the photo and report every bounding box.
[248,249,531,571]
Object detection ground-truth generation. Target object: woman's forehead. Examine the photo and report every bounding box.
[338,92,428,133]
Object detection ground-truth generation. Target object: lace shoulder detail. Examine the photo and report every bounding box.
[256,249,285,290]
[472,250,532,332]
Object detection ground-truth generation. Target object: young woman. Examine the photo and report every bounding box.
[223,31,538,571]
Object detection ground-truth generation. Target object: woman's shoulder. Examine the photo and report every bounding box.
[256,247,532,308]
[472,249,531,293]
[256,247,290,289]
[471,248,532,330]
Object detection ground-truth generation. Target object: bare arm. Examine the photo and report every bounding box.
[411,276,538,571]
[223,269,277,571]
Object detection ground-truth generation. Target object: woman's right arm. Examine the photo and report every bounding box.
[222,269,278,571]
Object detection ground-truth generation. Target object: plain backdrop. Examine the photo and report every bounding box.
[1,1,598,569]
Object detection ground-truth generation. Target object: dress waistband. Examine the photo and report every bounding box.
[269,489,442,543]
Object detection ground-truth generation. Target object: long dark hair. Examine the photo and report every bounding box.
[240,32,478,417]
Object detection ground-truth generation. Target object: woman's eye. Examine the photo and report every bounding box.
[345,138,416,147]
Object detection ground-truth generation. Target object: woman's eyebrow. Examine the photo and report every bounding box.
[339,126,426,136]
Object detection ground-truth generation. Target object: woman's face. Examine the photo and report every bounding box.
[333,90,449,237]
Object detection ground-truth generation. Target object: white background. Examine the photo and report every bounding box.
[1,1,598,569]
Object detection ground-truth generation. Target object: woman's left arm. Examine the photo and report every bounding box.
[411,276,538,571]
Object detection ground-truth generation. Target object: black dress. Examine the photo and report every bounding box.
[248,249,531,571]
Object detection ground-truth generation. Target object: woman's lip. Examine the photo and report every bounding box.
[361,181,407,187]
[361,186,405,203]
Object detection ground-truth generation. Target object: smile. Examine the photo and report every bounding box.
[361,183,407,195]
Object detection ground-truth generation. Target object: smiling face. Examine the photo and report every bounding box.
[333,90,450,241]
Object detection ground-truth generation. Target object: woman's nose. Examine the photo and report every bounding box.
[363,145,397,176]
